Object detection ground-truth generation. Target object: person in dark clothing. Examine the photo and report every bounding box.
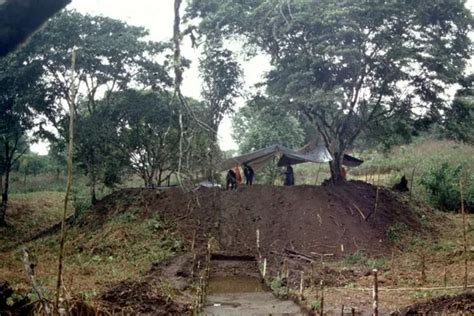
[284,165,294,186]
[226,169,237,190]
[243,163,254,185]
[392,175,409,192]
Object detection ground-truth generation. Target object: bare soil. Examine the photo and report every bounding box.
[393,292,474,315]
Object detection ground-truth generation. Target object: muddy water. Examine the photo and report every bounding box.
[207,275,264,294]
[203,259,304,315]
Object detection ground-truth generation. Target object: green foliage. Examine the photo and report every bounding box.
[386,223,408,243]
[112,89,180,188]
[233,95,305,153]
[24,10,171,202]
[345,250,366,265]
[444,75,474,144]
[420,162,469,211]
[189,0,474,182]
[310,300,321,312]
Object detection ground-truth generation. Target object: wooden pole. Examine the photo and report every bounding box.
[286,266,290,297]
[443,264,448,288]
[391,250,397,285]
[299,271,304,300]
[55,50,76,314]
[256,229,261,259]
[373,186,380,215]
[319,280,324,316]
[421,252,426,285]
[191,229,196,251]
[262,258,267,279]
[372,269,378,316]
[460,177,468,289]
[351,307,355,316]
[315,163,322,185]
[409,167,416,200]
[341,305,344,316]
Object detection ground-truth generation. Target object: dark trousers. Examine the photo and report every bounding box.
[226,179,236,190]
[246,175,253,185]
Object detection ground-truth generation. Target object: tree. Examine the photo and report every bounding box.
[199,36,242,180]
[27,10,171,203]
[112,90,180,188]
[233,95,304,152]
[444,74,474,144]
[0,50,50,225]
[188,0,473,183]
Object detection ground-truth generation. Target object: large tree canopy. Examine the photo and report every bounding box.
[188,0,473,183]
[25,10,172,203]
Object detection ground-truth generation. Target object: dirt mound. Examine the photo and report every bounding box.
[393,292,474,315]
[145,181,425,257]
[74,181,433,311]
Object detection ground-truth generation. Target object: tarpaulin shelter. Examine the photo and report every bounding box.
[218,143,363,171]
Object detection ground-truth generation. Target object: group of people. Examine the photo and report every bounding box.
[226,163,254,190]
[226,163,296,190]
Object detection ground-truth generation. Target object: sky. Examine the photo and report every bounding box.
[31,0,474,155]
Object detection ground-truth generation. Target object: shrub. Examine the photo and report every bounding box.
[420,162,467,211]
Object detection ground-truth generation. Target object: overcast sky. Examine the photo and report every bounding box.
[31,0,474,154]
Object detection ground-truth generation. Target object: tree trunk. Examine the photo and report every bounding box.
[329,151,345,185]
[0,165,11,226]
[90,173,97,205]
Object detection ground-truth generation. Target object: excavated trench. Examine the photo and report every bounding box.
[203,255,303,315]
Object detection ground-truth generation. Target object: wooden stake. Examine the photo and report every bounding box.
[299,271,304,300]
[421,252,426,285]
[286,266,290,297]
[191,229,196,251]
[320,280,324,316]
[341,304,344,316]
[315,163,322,185]
[390,250,397,285]
[373,186,380,215]
[256,229,261,259]
[311,262,316,288]
[351,307,355,316]
[372,269,378,316]
[409,167,416,200]
[460,177,468,289]
[262,258,267,279]
[443,264,447,288]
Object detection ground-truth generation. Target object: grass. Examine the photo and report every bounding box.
[0,191,182,303]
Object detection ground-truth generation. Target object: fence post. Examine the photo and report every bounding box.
[372,269,378,316]
[299,271,304,300]
[319,280,324,316]
[460,177,468,289]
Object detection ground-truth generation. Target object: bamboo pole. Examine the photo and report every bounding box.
[460,177,468,289]
[55,50,76,314]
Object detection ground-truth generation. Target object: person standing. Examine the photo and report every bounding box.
[226,169,237,190]
[243,163,254,185]
[284,165,294,186]
[234,164,242,187]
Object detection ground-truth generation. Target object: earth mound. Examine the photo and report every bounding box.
[393,292,474,315]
